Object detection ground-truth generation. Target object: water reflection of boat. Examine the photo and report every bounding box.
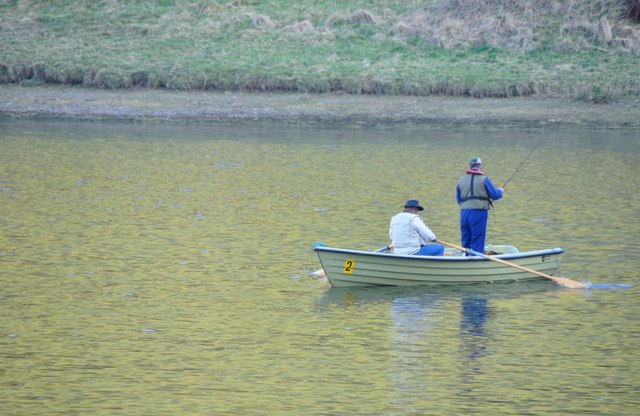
[315,244,564,287]
[315,281,557,407]
[317,279,557,309]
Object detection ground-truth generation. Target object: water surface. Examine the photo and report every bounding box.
[1,120,638,415]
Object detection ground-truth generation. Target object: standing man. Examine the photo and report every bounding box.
[389,199,444,256]
[456,157,504,253]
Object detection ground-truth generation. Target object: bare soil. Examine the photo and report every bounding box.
[1,85,639,129]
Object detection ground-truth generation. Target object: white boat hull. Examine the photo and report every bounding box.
[314,246,564,287]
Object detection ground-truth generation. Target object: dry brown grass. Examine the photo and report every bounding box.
[388,0,640,52]
[245,12,276,30]
[327,9,382,26]
[283,20,316,35]
[626,0,640,22]
[272,0,639,54]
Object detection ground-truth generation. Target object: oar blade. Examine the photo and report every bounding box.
[310,268,326,278]
[553,277,590,289]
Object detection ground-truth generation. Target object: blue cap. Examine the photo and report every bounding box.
[469,156,482,167]
[404,199,424,211]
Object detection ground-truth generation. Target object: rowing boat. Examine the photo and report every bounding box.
[314,244,564,287]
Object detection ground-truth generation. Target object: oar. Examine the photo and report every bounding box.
[436,239,589,289]
[310,244,393,278]
[374,244,394,252]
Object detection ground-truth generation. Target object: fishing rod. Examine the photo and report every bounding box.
[501,143,540,188]
[490,143,539,225]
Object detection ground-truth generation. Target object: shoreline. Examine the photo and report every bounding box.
[1,85,639,129]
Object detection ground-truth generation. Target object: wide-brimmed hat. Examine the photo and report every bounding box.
[404,199,424,211]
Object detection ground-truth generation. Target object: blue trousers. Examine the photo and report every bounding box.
[460,209,488,253]
[414,243,445,256]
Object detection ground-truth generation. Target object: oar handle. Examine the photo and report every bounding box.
[466,247,557,279]
[375,244,394,252]
[435,239,588,289]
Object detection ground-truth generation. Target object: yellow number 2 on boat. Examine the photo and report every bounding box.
[343,259,355,274]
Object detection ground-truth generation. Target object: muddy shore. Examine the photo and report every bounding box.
[1,85,639,129]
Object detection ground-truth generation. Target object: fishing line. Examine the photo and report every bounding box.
[492,142,540,225]
[502,142,540,189]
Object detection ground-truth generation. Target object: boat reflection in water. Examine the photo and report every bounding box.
[318,281,557,408]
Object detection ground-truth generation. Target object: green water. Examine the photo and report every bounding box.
[1,120,638,415]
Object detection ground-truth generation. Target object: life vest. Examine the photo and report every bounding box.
[458,172,491,210]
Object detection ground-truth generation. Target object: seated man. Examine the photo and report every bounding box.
[389,199,444,256]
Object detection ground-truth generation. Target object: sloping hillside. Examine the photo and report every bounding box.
[1,0,638,99]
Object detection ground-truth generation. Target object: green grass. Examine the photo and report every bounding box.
[1,0,639,100]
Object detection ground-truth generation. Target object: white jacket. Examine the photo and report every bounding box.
[389,212,437,255]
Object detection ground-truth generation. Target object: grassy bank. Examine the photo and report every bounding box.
[1,0,639,101]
